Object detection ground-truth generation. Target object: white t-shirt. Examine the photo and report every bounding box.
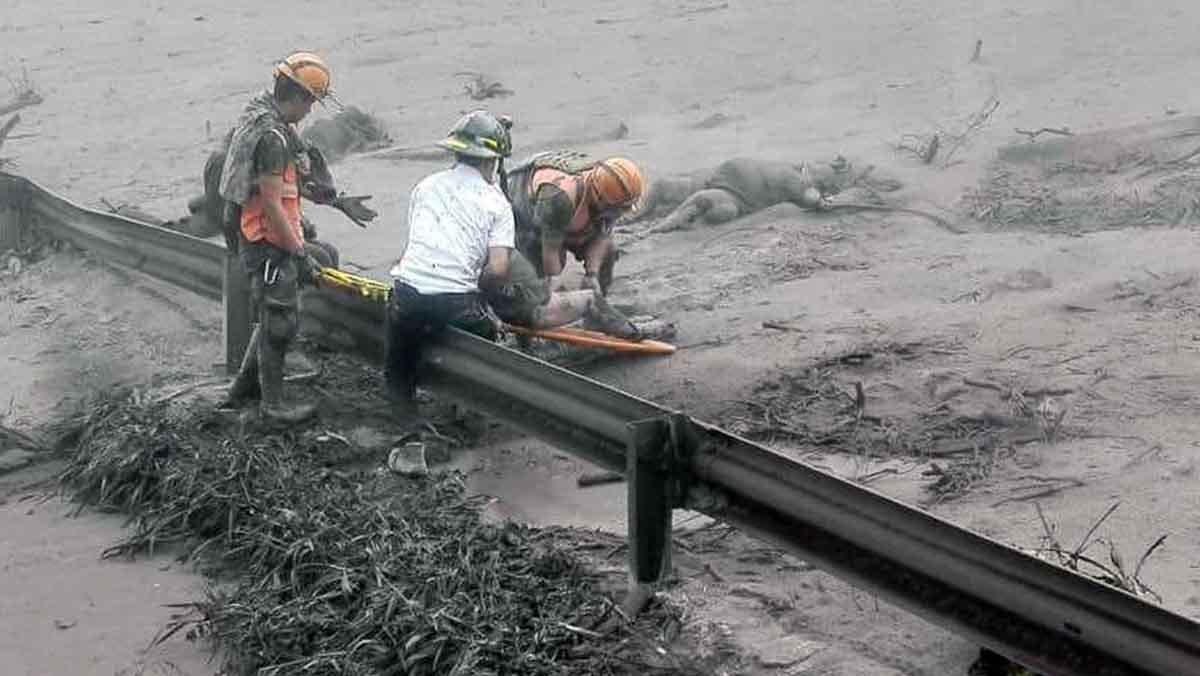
[391,163,515,294]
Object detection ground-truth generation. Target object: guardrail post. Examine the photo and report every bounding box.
[625,414,693,614]
[222,253,252,375]
[0,181,27,252]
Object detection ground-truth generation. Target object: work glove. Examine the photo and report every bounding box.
[581,273,603,295]
[332,193,378,228]
[483,304,507,341]
[302,217,318,242]
[302,179,339,205]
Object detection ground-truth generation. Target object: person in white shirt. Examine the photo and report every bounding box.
[386,111,642,419]
[385,110,516,415]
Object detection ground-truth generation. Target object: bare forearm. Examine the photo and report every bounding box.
[582,238,610,276]
[541,242,564,276]
[481,246,512,287]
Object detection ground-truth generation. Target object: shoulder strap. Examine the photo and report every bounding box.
[510,149,598,176]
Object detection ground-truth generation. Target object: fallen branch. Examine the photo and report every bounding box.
[824,202,965,234]
[671,2,728,17]
[1014,127,1073,142]
[938,96,1001,167]
[577,470,624,488]
[962,378,1075,399]
[969,39,983,63]
[0,90,42,117]
[990,476,1085,507]
[856,467,899,485]
[0,114,19,154]
[925,430,1042,457]
[761,321,804,333]
[1122,443,1164,469]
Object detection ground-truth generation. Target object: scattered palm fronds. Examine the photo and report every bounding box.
[725,341,1022,463]
[1031,502,1165,603]
[974,504,1170,675]
[922,448,1006,503]
[58,389,711,676]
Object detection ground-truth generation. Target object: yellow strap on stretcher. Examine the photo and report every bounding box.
[315,267,392,303]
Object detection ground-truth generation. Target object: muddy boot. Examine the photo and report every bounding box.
[219,326,262,409]
[258,337,316,423]
[584,295,643,341]
[383,390,421,426]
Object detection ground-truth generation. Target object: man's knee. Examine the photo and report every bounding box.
[488,285,541,327]
[253,257,300,336]
[262,306,299,345]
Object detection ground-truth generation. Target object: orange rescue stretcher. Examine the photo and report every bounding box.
[314,267,676,356]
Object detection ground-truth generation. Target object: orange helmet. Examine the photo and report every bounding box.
[274,52,333,101]
[587,157,645,211]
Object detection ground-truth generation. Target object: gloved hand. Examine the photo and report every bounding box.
[581,274,603,295]
[302,180,338,205]
[483,304,507,341]
[302,217,318,242]
[544,274,566,293]
[332,193,378,227]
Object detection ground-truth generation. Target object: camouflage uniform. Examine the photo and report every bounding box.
[492,151,617,324]
[221,93,315,419]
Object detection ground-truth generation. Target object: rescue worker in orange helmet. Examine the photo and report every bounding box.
[219,51,350,422]
[503,152,645,298]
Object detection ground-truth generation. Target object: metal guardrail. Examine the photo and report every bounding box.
[3,170,1198,675]
[0,172,225,300]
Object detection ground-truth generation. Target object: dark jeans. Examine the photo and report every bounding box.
[384,281,497,404]
[484,250,550,326]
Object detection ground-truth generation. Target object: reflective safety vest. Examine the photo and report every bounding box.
[529,167,594,245]
[240,147,303,248]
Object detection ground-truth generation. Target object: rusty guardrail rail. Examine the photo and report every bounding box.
[3,170,1198,675]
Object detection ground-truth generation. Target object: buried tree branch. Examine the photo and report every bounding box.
[1014,126,1073,142]
[898,96,1000,169]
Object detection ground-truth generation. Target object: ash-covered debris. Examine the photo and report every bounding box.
[55,357,730,676]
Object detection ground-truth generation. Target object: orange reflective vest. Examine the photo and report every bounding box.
[530,168,595,246]
[240,161,303,249]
